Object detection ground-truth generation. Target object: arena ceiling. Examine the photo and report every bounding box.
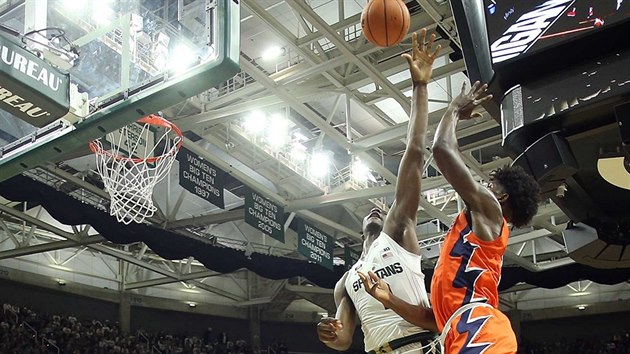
[0,0,628,319]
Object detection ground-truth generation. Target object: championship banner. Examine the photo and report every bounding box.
[344,245,361,270]
[297,219,334,270]
[0,32,70,127]
[177,146,225,208]
[244,188,285,242]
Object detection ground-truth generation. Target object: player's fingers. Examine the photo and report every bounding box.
[318,330,337,342]
[357,271,370,285]
[475,83,488,97]
[460,81,467,94]
[333,321,343,330]
[470,81,480,95]
[478,94,493,103]
[401,53,413,66]
[367,270,380,283]
[431,44,442,59]
[419,28,427,50]
[427,33,435,52]
[319,317,339,325]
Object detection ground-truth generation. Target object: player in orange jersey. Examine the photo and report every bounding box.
[359,81,540,353]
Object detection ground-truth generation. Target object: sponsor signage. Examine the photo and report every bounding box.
[177,146,225,208]
[298,219,334,270]
[244,188,285,242]
[0,32,70,127]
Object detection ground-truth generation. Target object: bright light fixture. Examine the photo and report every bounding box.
[293,131,308,142]
[577,304,587,310]
[352,160,370,182]
[180,288,200,294]
[310,151,330,178]
[569,291,590,297]
[261,46,283,61]
[63,0,87,11]
[168,44,197,74]
[91,1,114,26]
[244,111,267,134]
[50,264,72,271]
[291,142,307,162]
[267,113,289,147]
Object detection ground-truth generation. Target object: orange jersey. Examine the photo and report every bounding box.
[431,211,515,353]
[444,305,517,354]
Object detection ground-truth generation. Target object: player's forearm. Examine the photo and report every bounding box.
[407,83,429,154]
[383,295,438,333]
[322,331,352,351]
[322,340,351,351]
[432,106,459,152]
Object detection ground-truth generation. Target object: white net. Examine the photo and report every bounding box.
[90,115,182,224]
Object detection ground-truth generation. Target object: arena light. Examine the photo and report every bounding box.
[293,131,308,142]
[569,291,590,297]
[244,111,267,134]
[50,264,72,271]
[188,302,197,308]
[63,0,86,11]
[180,288,200,294]
[352,159,370,182]
[91,0,114,26]
[291,142,307,162]
[266,113,289,147]
[168,44,197,74]
[261,46,284,61]
[310,151,331,178]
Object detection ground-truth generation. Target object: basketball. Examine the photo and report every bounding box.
[361,0,411,47]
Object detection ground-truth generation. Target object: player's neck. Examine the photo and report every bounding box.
[362,232,380,253]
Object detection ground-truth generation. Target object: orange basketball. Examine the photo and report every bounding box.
[361,0,411,47]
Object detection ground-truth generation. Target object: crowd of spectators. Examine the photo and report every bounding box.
[521,332,630,354]
[0,302,256,354]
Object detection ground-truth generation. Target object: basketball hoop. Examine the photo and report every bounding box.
[90,115,183,224]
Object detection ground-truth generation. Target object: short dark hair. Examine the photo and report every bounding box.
[491,165,541,228]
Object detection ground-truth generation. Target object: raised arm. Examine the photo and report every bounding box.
[431,82,502,240]
[316,273,357,351]
[383,30,441,253]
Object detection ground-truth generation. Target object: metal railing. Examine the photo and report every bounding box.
[137,331,163,354]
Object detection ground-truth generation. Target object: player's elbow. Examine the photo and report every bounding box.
[431,141,454,161]
[330,337,352,351]
[417,307,438,333]
[405,144,424,160]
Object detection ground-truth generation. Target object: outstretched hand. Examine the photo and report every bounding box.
[358,271,393,306]
[450,81,493,120]
[402,28,442,85]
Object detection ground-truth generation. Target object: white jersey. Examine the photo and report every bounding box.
[344,232,430,352]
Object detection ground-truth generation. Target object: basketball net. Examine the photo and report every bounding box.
[90,115,183,224]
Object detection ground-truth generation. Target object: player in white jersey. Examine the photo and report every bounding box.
[316,29,440,354]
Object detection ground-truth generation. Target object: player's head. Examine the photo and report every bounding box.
[362,207,384,236]
[488,165,541,228]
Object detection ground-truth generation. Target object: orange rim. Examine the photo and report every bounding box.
[89,115,183,164]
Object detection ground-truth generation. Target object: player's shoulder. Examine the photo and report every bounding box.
[335,271,350,290]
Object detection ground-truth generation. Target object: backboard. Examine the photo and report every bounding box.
[0,0,240,182]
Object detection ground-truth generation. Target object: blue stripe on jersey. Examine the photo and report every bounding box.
[455,308,492,353]
[449,226,484,306]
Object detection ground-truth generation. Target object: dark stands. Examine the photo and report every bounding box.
[1,302,254,354]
